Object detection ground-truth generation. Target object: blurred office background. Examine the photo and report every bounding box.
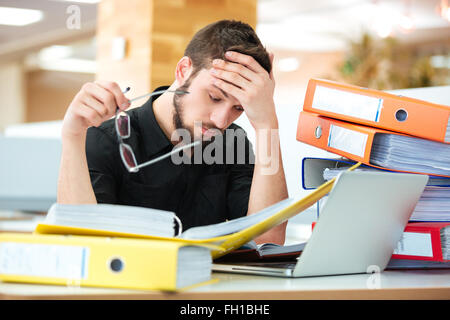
[0,0,449,240]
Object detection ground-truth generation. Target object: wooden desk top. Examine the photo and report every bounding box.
[0,269,449,300]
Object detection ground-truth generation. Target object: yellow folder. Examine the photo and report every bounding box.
[0,233,213,291]
[35,163,361,259]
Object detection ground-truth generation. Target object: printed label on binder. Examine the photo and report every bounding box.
[393,232,433,257]
[446,116,450,143]
[0,242,89,279]
[328,125,368,158]
[312,85,382,122]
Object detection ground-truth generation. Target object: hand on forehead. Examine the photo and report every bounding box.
[213,51,268,77]
[208,50,276,130]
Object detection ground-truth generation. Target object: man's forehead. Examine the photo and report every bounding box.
[212,84,241,105]
[212,84,229,98]
[193,68,241,104]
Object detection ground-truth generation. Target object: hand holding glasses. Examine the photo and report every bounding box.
[115,88,200,172]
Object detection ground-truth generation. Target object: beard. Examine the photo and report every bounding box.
[172,82,191,135]
[172,81,221,149]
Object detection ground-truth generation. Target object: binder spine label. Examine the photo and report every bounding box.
[393,232,433,257]
[312,85,382,122]
[328,125,368,158]
[0,242,89,280]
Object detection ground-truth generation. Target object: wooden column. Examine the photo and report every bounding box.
[0,62,26,132]
[96,0,257,106]
[96,0,153,103]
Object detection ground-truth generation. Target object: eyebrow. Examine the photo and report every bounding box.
[212,84,229,99]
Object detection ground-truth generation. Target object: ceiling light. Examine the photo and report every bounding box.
[0,7,43,26]
[38,45,73,61]
[29,57,97,74]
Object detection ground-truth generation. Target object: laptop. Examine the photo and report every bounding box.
[213,170,428,277]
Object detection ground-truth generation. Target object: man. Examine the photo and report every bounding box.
[57,20,288,244]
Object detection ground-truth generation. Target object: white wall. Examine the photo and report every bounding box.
[234,101,335,201]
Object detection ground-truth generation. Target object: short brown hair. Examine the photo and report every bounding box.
[184,20,271,79]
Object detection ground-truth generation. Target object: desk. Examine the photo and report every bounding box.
[0,270,449,300]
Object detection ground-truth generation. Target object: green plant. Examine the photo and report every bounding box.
[336,32,448,89]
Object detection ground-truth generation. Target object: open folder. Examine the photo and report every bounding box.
[35,163,362,259]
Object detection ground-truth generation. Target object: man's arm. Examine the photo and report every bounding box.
[57,131,97,204]
[248,120,288,245]
[57,81,130,204]
[211,51,289,245]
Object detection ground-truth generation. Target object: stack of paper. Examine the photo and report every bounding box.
[43,203,180,237]
[323,167,450,186]
[412,187,450,222]
[387,259,450,269]
[176,246,212,289]
[322,167,450,222]
[370,133,450,177]
[444,226,450,260]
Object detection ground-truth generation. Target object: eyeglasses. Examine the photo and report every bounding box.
[115,89,200,173]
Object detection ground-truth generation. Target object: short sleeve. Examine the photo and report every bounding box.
[86,126,121,204]
[226,125,255,220]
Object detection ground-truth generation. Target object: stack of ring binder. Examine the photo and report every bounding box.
[297,79,450,177]
[297,79,450,178]
[297,79,450,268]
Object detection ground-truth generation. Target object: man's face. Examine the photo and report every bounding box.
[173,68,244,143]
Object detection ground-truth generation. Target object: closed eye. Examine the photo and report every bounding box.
[209,94,222,103]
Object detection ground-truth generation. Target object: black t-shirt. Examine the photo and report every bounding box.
[85,86,255,230]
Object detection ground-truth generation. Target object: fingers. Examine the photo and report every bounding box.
[95,80,130,110]
[210,51,271,95]
[211,51,272,106]
[79,93,112,119]
[76,81,130,128]
[81,82,117,116]
[210,67,250,89]
[64,81,131,136]
[213,77,246,105]
[211,58,254,81]
[223,51,266,75]
[73,103,104,128]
